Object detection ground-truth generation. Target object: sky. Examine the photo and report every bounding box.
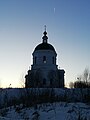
[0,0,90,88]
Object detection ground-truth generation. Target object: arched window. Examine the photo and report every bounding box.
[35,56,37,64]
[52,56,54,64]
[43,56,46,63]
[43,78,46,85]
[50,79,53,85]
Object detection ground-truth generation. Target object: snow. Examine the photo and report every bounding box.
[0,88,90,119]
[0,102,90,120]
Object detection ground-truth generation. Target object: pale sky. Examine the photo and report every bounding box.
[0,0,90,87]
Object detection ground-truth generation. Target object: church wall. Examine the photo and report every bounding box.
[25,69,65,88]
[32,50,57,71]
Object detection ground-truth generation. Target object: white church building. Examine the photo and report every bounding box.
[25,28,65,88]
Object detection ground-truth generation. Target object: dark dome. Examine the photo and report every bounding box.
[34,43,56,52]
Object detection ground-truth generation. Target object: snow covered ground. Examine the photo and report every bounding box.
[0,102,90,120]
[0,88,90,119]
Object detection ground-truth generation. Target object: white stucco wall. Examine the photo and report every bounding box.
[32,50,57,71]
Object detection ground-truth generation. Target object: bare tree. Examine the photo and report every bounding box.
[76,68,90,84]
[19,73,25,88]
[74,68,90,88]
[83,68,90,83]
[69,82,74,88]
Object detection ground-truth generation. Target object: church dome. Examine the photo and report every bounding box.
[34,26,56,53]
[34,42,56,52]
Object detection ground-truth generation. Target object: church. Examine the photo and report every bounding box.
[25,27,65,88]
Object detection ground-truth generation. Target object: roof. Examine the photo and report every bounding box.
[34,42,56,52]
[34,28,56,53]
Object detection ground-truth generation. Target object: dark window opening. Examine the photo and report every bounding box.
[43,78,46,85]
[35,57,37,64]
[50,79,53,85]
[43,56,46,63]
[36,80,38,86]
[52,56,54,64]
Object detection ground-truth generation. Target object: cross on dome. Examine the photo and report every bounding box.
[44,25,46,31]
[42,25,48,43]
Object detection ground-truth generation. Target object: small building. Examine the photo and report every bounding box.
[25,28,65,88]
